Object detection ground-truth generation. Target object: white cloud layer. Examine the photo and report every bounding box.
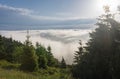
[0,29,92,64]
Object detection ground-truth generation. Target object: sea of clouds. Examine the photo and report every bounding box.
[0,29,92,64]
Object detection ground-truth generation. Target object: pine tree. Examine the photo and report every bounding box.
[20,30,38,72]
[0,35,5,59]
[5,37,15,62]
[72,6,120,79]
[35,43,48,69]
[60,57,66,68]
[47,46,55,66]
[108,9,120,79]
[74,40,84,64]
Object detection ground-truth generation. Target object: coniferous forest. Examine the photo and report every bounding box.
[0,5,120,79]
[72,6,120,79]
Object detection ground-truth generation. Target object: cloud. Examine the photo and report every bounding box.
[30,14,83,21]
[0,29,92,64]
[0,4,82,21]
[0,4,32,15]
[0,4,95,30]
[39,29,90,44]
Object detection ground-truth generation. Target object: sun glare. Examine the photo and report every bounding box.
[99,0,119,11]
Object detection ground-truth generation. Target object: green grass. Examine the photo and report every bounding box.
[0,60,72,79]
[0,68,72,79]
[0,68,39,79]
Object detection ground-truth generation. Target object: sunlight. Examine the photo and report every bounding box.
[99,0,112,6]
[101,0,118,6]
[98,0,119,12]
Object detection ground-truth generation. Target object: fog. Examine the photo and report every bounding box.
[0,29,92,64]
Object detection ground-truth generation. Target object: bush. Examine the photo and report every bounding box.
[38,67,59,75]
[0,60,19,69]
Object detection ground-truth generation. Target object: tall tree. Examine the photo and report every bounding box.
[60,57,66,68]
[74,40,84,64]
[5,37,15,62]
[35,43,48,69]
[20,31,38,72]
[72,6,120,79]
[0,35,5,59]
[108,9,120,79]
[47,46,55,66]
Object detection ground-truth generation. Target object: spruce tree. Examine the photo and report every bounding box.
[20,30,38,72]
[108,10,120,79]
[60,57,66,68]
[0,35,5,59]
[72,6,120,79]
[47,46,55,66]
[74,40,84,64]
[35,43,48,69]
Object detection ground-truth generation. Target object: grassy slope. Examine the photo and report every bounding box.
[0,68,72,79]
[0,60,72,79]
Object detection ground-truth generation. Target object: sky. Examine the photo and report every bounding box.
[0,0,119,30]
[0,0,120,64]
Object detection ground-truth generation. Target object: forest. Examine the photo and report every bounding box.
[0,31,69,79]
[0,6,120,79]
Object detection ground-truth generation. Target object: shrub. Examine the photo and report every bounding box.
[0,60,19,69]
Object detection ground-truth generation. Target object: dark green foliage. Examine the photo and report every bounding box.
[0,34,60,72]
[20,45,38,72]
[47,46,56,66]
[60,57,66,68]
[12,46,23,63]
[0,35,23,62]
[38,55,48,69]
[74,40,84,64]
[72,6,120,79]
[20,39,38,72]
[52,58,60,67]
[36,43,59,69]
[72,40,87,79]
[36,43,48,69]
[0,32,67,79]
[0,35,5,59]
